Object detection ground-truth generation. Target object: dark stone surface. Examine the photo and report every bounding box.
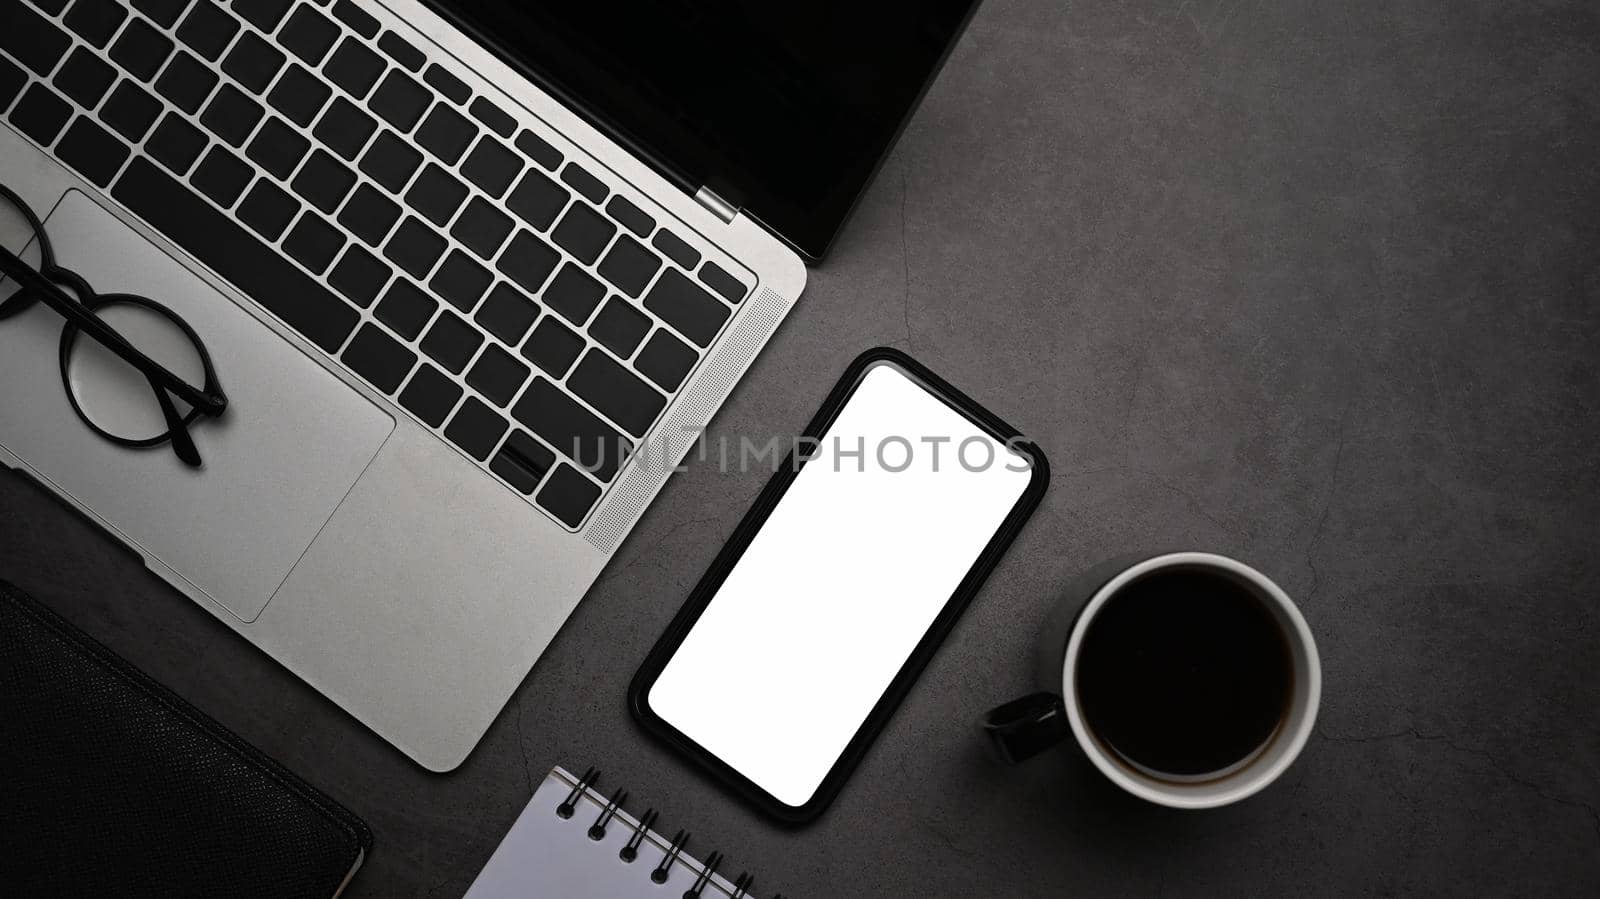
[3,0,1598,894]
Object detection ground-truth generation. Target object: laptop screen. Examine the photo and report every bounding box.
[425,0,981,261]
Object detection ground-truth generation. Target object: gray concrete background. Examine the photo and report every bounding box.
[3,0,1598,894]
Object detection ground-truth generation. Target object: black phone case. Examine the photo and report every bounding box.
[630,346,1050,824]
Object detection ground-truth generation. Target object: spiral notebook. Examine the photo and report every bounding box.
[465,766,780,899]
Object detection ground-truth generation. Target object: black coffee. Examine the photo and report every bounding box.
[1076,567,1291,778]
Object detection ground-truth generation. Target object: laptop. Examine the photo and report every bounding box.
[0,0,981,770]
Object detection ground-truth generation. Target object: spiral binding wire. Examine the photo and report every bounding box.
[556,767,778,896]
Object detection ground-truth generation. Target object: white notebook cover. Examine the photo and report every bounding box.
[464,767,765,899]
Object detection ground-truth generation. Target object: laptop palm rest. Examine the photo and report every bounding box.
[0,190,392,623]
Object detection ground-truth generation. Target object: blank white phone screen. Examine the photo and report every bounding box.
[648,362,1033,807]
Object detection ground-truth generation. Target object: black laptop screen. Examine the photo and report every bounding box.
[425,0,981,260]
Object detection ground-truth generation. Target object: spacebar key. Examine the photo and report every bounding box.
[111,158,359,353]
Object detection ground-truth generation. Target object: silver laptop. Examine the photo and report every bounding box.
[0,0,979,769]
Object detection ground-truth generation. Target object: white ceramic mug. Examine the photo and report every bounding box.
[982,552,1321,809]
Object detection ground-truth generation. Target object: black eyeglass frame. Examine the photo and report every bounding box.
[0,183,228,467]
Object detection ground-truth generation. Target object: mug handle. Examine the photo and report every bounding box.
[981,692,1072,764]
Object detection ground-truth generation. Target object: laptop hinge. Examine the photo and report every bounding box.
[694,186,738,224]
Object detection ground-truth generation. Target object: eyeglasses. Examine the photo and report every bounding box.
[0,183,227,468]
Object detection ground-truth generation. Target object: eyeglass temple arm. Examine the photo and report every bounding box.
[0,247,226,416]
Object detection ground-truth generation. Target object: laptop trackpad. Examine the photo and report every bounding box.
[0,191,392,622]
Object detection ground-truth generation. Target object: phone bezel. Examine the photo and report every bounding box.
[629,347,1050,824]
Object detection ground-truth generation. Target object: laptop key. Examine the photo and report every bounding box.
[375,279,437,340]
[491,431,554,495]
[521,316,583,378]
[8,83,72,145]
[514,129,561,171]
[327,244,391,307]
[383,215,445,279]
[99,81,162,141]
[266,63,330,126]
[415,103,476,165]
[468,97,514,137]
[699,261,749,303]
[201,83,264,147]
[155,51,218,114]
[651,229,700,270]
[338,183,401,245]
[495,230,559,294]
[404,163,467,226]
[568,349,666,437]
[633,328,697,392]
[236,178,300,240]
[461,137,523,199]
[66,0,129,51]
[606,196,654,238]
[145,112,207,174]
[233,0,294,33]
[55,116,130,188]
[398,362,462,427]
[324,37,384,99]
[450,197,513,259]
[53,49,117,108]
[474,282,538,345]
[588,297,650,358]
[341,322,416,394]
[246,116,309,179]
[331,0,379,39]
[368,69,430,132]
[313,96,378,160]
[505,169,568,231]
[536,463,601,527]
[359,130,422,192]
[221,31,284,95]
[428,249,491,312]
[550,202,615,265]
[559,163,606,205]
[466,344,530,408]
[596,234,661,299]
[511,378,629,482]
[419,309,482,374]
[132,0,193,30]
[378,32,424,72]
[0,58,26,112]
[542,262,605,326]
[291,148,356,213]
[644,268,729,348]
[176,1,240,62]
[109,18,174,82]
[444,397,509,462]
[1,5,71,77]
[191,145,255,208]
[282,210,345,274]
[112,158,360,351]
[279,5,339,66]
[422,64,468,104]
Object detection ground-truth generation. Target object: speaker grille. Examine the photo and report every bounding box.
[584,287,793,553]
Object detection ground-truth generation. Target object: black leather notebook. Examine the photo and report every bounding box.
[0,580,371,899]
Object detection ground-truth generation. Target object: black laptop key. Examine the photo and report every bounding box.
[338,183,400,245]
[368,69,429,132]
[542,262,605,325]
[651,229,700,270]
[514,129,560,171]
[282,210,345,273]
[324,37,384,99]
[53,49,117,108]
[99,81,162,141]
[341,322,416,394]
[176,1,240,61]
[359,129,421,192]
[8,83,71,145]
[474,282,538,345]
[606,196,654,238]
[145,112,206,174]
[422,64,468,104]
[511,378,629,482]
[55,116,129,187]
[398,363,461,427]
[588,297,649,358]
[536,463,601,527]
[327,244,391,307]
[461,137,522,199]
[633,328,696,392]
[245,116,308,179]
[132,0,192,30]
[415,103,475,165]
[66,0,129,50]
[109,18,174,82]
[596,235,661,299]
[313,96,377,160]
[444,397,509,461]
[699,261,749,303]
[29,0,71,14]
[450,197,512,259]
[279,5,339,66]
[505,169,568,231]
[491,431,554,495]
[404,163,466,226]
[568,349,665,437]
[112,158,360,352]
[233,0,293,33]
[383,215,445,279]
[521,316,582,378]
[559,163,606,205]
[419,309,481,374]
[466,344,530,408]
[644,268,728,347]
[236,178,299,240]
[331,0,379,38]
[266,63,331,126]
[375,279,436,339]
[550,202,615,265]
[429,250,491,312]
[190,147,252,206]
[291,148,356,213]
[0,58,25,112]
[378,32,424,72]
[468,97,514,137]
[1,5,72,78]
[495,230,559,294]
[155,51,217,114]
[221,31,285,95]
[201,83,263,147]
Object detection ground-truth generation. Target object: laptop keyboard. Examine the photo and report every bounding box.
[0,0,755,529]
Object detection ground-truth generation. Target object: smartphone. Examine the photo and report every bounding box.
[630,348,1048,824]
